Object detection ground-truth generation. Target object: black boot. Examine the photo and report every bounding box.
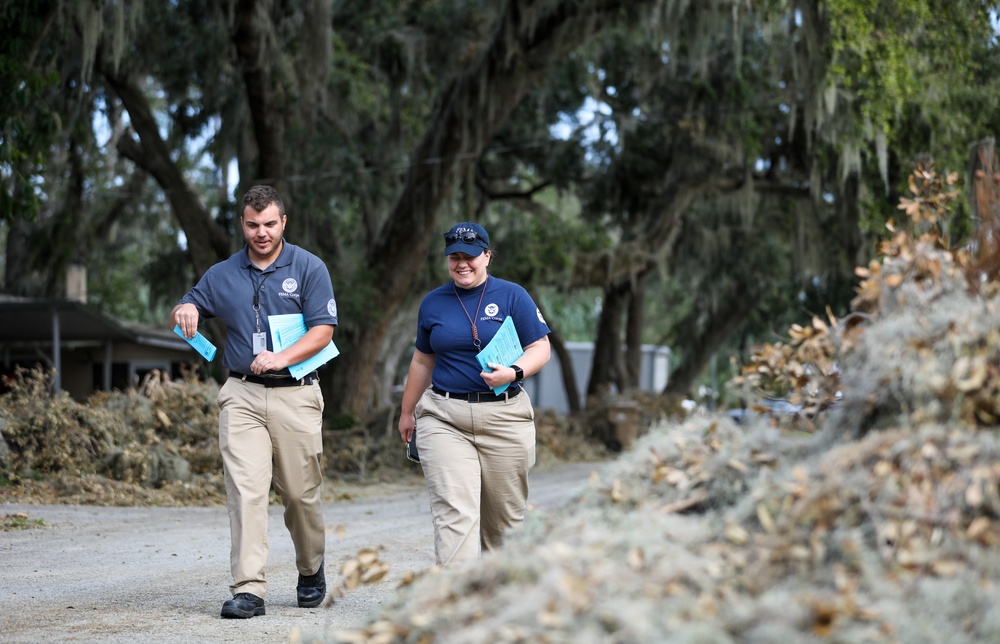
[221,592,265,619]
[297,563,326,608]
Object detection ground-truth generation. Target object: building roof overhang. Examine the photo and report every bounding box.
[0,295,192,353]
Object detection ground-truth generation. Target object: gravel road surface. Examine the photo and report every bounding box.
[0,461,603,643]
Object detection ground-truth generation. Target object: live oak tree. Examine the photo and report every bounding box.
[3,0,999,420]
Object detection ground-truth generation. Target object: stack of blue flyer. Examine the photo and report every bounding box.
[476,316,523,395]
[268,314,340,379]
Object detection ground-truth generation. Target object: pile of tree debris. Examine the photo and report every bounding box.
[0,368,226,506]
[324,167,1000,642]
[0,369,609,506]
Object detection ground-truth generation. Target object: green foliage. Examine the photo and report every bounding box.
[90,230,185,324]
[327,412,361,431]
[0,2,63,222]
[824,0,1000,154]
[536,287,603,342]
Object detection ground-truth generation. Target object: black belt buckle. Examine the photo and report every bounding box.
[231,371,316,387]
[433,386,518,403]
[294,373,317,386]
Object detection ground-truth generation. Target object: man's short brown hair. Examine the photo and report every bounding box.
[242,184,285,218]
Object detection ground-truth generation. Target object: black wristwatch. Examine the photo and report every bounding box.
[511,364,524,382]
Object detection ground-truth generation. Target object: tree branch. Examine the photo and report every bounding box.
[101,66,231,276]
[231,0,285,188]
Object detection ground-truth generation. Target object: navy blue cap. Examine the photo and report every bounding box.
[443,222,490,256]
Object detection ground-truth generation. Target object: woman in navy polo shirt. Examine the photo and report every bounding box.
[398,222,551,565]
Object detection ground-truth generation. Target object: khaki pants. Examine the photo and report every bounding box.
[217,378,326,598]
[414,388,536,565]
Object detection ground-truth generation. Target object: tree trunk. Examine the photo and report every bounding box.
[4,214,33,296]
[527,288,582,414]
[664,290,756,399]
[231,0,286,193]
[589,274,648,398]
[40,135,85,298]
[588,281,628,399]
[548,328,582,413]
[622,276,647,391]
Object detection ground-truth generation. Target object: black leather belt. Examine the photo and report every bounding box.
[432,386,520,402]
[230,371,318,387]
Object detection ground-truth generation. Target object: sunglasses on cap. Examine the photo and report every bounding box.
[444,231,486,244]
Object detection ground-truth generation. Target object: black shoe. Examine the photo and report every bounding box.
[221,592,265,619]
[297,563,326,608]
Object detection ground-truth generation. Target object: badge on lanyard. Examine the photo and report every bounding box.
[251,270,271,354]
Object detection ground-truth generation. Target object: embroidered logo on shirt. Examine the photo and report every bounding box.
[282,278,298,293]
[537,307,546,324]
[479,302,504,323]
[328,299,338,317]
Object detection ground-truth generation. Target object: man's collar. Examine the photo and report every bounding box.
[241,240,293,271]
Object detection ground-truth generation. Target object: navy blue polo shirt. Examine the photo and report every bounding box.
[415,276,550,393]
[179,241,337,375]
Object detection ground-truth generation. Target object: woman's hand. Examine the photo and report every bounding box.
[398,414,415,443]
[480,363,517,389]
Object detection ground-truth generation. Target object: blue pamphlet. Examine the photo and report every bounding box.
[173,325,217,361]
[476,316,524,395]
[268,314,340,380]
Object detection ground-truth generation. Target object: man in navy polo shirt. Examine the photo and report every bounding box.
[171,184,336,619]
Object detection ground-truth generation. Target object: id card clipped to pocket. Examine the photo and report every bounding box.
[252,332,267,355]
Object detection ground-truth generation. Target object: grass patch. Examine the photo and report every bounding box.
[1,513,47,531]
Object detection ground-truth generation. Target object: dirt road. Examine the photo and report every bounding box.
[0,461,603,643]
